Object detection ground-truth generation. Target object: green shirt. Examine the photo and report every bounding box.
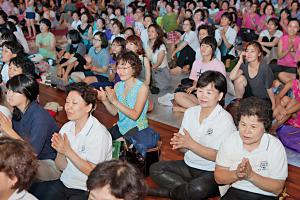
[162,13,178,33]
[36,32,56,60]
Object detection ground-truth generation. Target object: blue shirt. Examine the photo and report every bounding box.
[13,101,59,160]
[88,47,110,77]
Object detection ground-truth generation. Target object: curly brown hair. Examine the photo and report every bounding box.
[0,137,38,192]
[116,51,142,78]
[237,97,273,132]
[66,82,98,112]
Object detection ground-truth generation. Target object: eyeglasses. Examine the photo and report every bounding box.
[111,43,121,47]
[92,38,101,42]
[117,66,132,71]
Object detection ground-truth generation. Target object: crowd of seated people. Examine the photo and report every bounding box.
[0,0,299,199]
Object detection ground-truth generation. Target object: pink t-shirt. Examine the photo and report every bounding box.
[259,14,276,31]
[189,58,226,81]
[277,35,300,68]
[243,13,260,30]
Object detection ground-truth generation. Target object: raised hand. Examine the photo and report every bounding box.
[170,128,195,150]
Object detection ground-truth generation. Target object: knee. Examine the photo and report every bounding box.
[174,92,184,102]
[149,161,164,178]
[234,75,247,87]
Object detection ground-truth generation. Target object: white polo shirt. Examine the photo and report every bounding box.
[216,132,288,196]
[8,190,37,200]
[60,115,112,191]
[215,27,237,57]
[180,105,236,171]
[181,31,200,52]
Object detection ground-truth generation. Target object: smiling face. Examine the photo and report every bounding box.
[287,20,300,36]
[265,5,273,16]
[196,83,223,109]
[2,46,16,63]
[245,44,261,63]
[116,60,134,81]
[64,91,92,121]
[238,115,265,150]
[147,26,158,40]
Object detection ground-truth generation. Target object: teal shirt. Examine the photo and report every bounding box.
[36,32,56,60]
[115,80,148,135]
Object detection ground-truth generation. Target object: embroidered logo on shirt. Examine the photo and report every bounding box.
[206,128,213,135]
[258,161,268,171]
[80,145,86,153]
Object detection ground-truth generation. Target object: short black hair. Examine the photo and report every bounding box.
[8,15,19,24]
[197,71,227,106]
[2,41,25,56]
[0,31,17,42]
[221,12,233,24]
[194,9,205,21]
[200,36,217,60]
[94,31,108,48]
[0,10,8,22]
[9,56,35,77]
[263,3,274,15]
[87,160,146,200]
[67,29,82,44]
[40,18,52,29]
[6,75,39,121]
[116,51,142,78]
[237,97,273,132]
[66,82,98,112]
[184,18,196,31]
[198,24,215,37]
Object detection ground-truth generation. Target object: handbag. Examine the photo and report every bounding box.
[276,124,300,153]
[112,127,161,176]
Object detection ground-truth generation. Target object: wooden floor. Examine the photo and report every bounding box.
[39,84,300,200]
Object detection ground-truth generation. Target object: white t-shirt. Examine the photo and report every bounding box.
[189,58,226,81]
[141,28,149,49]
[60,115,112,191]
[14,31,29,53]
[1,63,9,83]
[180,105,236,171]
[71,20,82,30]
[215,27,237,57]
[146,44,168,69]
[195,46,222,61]
[8,190,37,200]
[259,30,283,40]
[110,34,125,43]
[216,132,288,196]
[181,31,200,52]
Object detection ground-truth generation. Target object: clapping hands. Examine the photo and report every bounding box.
[236,158,254,181]
[170,128,195,150]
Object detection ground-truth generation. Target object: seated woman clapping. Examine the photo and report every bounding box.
[148,71,236,199]
[30,82,112,200]
[98,51,149,140]
[215,97,288,200]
